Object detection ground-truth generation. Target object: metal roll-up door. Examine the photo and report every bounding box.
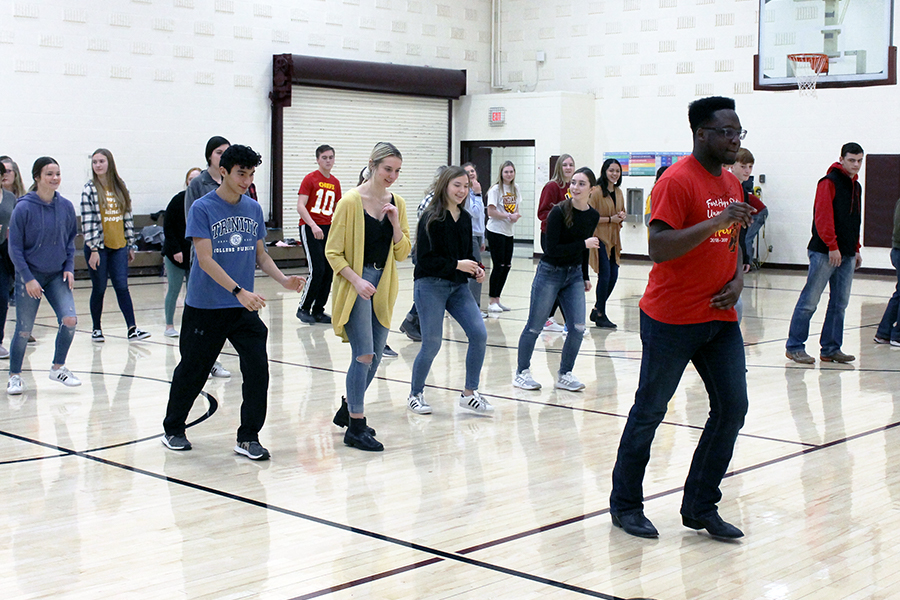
[282,86,450,243]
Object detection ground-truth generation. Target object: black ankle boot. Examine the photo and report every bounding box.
[333,397,376,435]
[344,417,384,451]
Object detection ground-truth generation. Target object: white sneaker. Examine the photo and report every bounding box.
[49,366,82,387]
[164,327,179,338]
[0,345,9,359]
[498,302,511,312]
[543,317,564,333]
[892,340,900,348]
[513,369,542,390]
[459,391,494,414]
[481,311,488,319]
[7,374,23,395]
[209,361,231,378]
[488,303,503,313]
[555,371,585,391]
[407,392,432,414]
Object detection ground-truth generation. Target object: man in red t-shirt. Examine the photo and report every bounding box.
[610,97,754,541]
[296,145,341,323]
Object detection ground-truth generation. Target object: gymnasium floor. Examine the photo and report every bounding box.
[2,250,899,599]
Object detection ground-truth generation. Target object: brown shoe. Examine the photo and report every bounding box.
[821,351,855,363]
[785,350,815,364]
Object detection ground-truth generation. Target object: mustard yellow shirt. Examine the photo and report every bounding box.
[100,190,127,250]
[325,189,411,342]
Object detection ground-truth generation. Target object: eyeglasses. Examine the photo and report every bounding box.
[701,127,747,140]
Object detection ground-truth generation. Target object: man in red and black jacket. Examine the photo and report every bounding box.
[785,142,864,364]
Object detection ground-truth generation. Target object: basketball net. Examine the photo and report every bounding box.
[788,53,829,98]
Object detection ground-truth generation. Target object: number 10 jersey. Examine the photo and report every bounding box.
[299,170,342,226]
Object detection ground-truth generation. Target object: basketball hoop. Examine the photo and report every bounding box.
[787,53,829,97]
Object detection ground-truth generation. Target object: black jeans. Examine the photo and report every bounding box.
[486,229,514,298]
[610,311,748,519]
[299,223,333,314]
[163,305,269,443]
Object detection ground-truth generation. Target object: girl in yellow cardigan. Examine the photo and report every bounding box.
[325,142,410,451]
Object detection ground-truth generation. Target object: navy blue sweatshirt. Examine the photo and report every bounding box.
[9,191,77,281]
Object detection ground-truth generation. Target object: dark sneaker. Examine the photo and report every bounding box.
[161,434,192,451]
[296,307,315,323]
[127,327,151,341]
[821,350,855,363]
[234,441,270,460]
[785,349,815,364]
[400,316,421,341]
[382,344,398,358]
[313,311,332,323]
[92,329,105,343]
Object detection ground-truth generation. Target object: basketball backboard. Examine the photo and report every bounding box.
[755,0,896,90]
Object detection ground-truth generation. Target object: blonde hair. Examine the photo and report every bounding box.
[0,157,26,198]
[494,160,517,193]
[361,142,403,182]
[91,148,132,213]
[550,154,574,186]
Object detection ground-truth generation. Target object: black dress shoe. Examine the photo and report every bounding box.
[589,307,599,325]
[682,512,744,539]
[598,315,617,329]
[313,311,332,323]
[333,397,376,435]
[344,417,384,452]
[296,307,316,323]
[611,512,659,538]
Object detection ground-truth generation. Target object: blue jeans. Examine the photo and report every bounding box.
[517,262,586,375]
[85,246,136,331]
[344,266,388,415]
[0,260,9,345]
[876,247,900,342]
[10,270,78,374]
[164,256,189,326]
[786,249,855,356]
[468,235,484,308]
[610,311,748,518]
[593,241,619,315]
[745,207,768,260]
[411,277,487,395]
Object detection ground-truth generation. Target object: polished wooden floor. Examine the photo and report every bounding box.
[2,251,899,599]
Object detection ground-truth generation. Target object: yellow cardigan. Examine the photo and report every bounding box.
[325,189,411,342]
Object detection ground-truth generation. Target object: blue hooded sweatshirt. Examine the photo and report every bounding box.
[8,191,77,282]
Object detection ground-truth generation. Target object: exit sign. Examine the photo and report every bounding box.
[489,107,505,126]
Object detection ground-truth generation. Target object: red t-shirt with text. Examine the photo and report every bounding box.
[299,170,342,226]
[640,155,743,324]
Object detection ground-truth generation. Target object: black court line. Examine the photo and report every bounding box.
[0,427,629,600]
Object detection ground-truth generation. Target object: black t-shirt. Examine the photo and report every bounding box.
[363,197,395,268]
[414,209,474,284]
[542,203,600,279]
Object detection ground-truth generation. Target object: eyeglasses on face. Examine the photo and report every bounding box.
[700,127,747,140]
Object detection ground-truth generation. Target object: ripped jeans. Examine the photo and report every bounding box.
[517,261,586,376]
[10,270,77,374]
[343,266,388,415]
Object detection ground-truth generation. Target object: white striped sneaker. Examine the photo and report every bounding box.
[459,391,493,414]
[49,366,82,387]
[513,369,541,390]
[555,371,585,391]
[407,392,432,415]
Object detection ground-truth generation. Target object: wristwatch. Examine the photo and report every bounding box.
[231,285,242,296]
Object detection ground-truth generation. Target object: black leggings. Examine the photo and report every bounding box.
[486,230,514,298]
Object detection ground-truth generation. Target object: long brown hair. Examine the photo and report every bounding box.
[91,148,132,212]
[419,166,468,243]
[0,156,27,198]
[559,167,596,228]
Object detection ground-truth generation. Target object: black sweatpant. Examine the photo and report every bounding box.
[486,229,514,298]
[163,305,269,443]
[299,223,333,314]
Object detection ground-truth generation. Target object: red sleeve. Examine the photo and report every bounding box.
[747,194,766,212]
[813,178,838,251]
[538,182,561,224]
[298,172,315,197]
